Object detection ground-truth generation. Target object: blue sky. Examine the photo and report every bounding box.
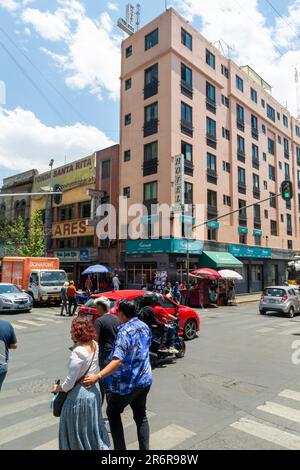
[0,0,299,183]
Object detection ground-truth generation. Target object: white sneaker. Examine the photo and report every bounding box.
[169,347,179,354]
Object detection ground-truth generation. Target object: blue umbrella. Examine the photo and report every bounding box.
[81,265,112,275]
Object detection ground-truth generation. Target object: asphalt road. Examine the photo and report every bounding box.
[1,302,300,450]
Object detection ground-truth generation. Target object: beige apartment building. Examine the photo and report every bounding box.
[119,7,300,293]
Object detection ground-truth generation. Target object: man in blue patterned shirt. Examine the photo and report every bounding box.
[82,300,152,450]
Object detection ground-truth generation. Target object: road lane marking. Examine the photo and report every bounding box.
[0,396,50,418]
[278,390,300,402]
[10,323,27,330]
[257,401,300,423]
[256,327,275,333]
[34,439,58,451]
[127,424,196,450]
[0,414,57,445]
[17,320,46,327]
[230,418,300,450]
[35,317,63,324]
[277,327,300,336]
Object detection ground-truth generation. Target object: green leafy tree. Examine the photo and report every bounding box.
[19,210,45,257]
[2,216,27,256]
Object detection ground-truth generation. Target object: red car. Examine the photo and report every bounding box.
[78,290,200,340]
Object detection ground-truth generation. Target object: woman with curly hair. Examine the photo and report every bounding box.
[52,317,110,450]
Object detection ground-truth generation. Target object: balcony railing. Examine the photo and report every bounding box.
[237,119,245,131]
[181,81,193,99]
[238,182,246,194]
[144,80,159,100]
[251,128,259,140]
[239,215,248,227]
[207,168,218,184]
[207,205,218,220]
[254,217,262,229]
[253,187,261,199]
[181,120,193,137]
[143,158,158,176]
[284,151,290,160]
[184,160,194,176]
[143,119,158,137]
[206,97,217,114]
[252,158,260,170]
[237,150,246,163]
[206,133,217,149]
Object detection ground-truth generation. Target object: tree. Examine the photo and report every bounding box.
[1,216,27,256]
[19,210,45,257]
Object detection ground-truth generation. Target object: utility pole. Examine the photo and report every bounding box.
[45,158,54,256]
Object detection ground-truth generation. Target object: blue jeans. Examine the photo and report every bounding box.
[0,363,8,391]
[165,326,176,348]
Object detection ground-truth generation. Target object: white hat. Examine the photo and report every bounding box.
[94,296,110,311]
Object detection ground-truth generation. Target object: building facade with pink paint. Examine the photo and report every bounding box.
[119,8,300,293]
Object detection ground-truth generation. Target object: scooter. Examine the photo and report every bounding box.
[149,320,186,365]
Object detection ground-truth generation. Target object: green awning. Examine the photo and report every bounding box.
[200,251,243,269]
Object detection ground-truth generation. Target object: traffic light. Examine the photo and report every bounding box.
[281,180,293,201]
[53,184,63,205]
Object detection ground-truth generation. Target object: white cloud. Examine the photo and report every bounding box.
[0,107,115,172]
[175,0,300,116]
[0,0,19,12]
[107,2,119,12]
[21,7,70,41]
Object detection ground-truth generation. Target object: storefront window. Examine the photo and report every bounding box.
[127,263,157,285]
[252,265,262,281]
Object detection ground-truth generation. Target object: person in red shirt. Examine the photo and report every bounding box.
[67,281,78,316]
[153,300,178,354]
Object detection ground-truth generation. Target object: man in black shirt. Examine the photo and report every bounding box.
[94,297,120,401]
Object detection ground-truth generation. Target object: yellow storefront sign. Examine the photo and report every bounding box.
[52,219,95,239]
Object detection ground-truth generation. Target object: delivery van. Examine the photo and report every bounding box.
[1,257,68,304]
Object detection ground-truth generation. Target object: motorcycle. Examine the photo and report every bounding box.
[149,319,186,365]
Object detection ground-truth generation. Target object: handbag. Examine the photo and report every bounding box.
[53,350,96,418]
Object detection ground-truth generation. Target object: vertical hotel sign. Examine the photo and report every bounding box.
[174,154,184,208]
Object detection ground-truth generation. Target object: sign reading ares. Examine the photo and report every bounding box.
[52,220,95,239]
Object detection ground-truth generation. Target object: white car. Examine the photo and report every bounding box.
[0,283,33,313]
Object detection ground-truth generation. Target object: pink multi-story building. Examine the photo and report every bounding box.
[119,7,299,293]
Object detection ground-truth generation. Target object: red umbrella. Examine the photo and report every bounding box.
[190,268,222,280]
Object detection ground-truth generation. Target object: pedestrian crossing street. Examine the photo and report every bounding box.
[199,308,300,338]
[3,378,300,449]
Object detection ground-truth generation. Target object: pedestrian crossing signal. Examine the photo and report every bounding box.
[281,181,293,201]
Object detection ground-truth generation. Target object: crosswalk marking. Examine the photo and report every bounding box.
[18,320,46,327]
[35,317,63,324]
[10,323,27,330]
[0,389,21,400]
[256,327,275,333]
[230,418,300,450]
[127,424,196,450]
[278,327,300,336]
[257,401,300,424]
[34,439,58,451]
[0,414,58,445]
[0,396,50,418]
[5,369,43,384]
[278,390,300,402]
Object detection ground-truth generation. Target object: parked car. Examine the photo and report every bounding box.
[0,283,33,313]
[78,290,200,340]
[259,286,300,318]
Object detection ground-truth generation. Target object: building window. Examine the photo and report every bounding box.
[125,113,131,126]
[261,99,265,108]
[144,181,157,202]
[268,138,275,155]
[264,209,269,219]
[252,144,259,168]
[270,220,278,236]
[253,173,260,190]
[296,126,300,137]
[267,104,275,122]
[181,63,193,99]
[239,233,247,245]
[207,153,217,171]
[145,28,159,50]
[263,152,267,161]
[181,102,193,136]
[278,135,282,144]
[285,162,290,179]
[221,64,229,78]
[223,195,231,206]
[185,182,193,205]
[287,213,293,235]
[251,114,258,130]
[237,135,245,160]
[207,189,217,208]
[144,63,158,99]
[223,161,231,173]
[283,114,289,128]
[144,102,158,137]
[262,124,266,134]
[284,138,289,158]
[79,202,91,219]
[207,228,217,241]
[78,236,94,248]
[238,167,246,184]
[125,78,132,90]
[239,199,247,224]
[268,164,276,181]
[297,147,300,165]
[57,238,74,249]
[221,95,229,108]
[236,104,245,130]
[288,240,293,250]
[222,127,230,140]
[251,88,257,103]
[206,82,216,113]
[254,235,262,246]
[236,75,244,92]
[206,49,215,69]
[277,112,280,121]
[126,45,132,58]
[123,187,130,198]
[270,192,277,208]
[144,141,158,162]
[58,205,74,222]
[181,141,193,162]
[127,263,157,285]
[124,150,131,162]
[181,28,192,50]
[207,117,216,138]
[102,160,111,179]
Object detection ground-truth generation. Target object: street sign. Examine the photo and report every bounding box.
[174,154,184,208]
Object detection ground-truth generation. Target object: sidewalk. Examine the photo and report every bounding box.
[235,293,261,304]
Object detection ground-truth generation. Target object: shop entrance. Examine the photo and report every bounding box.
[251,264,263,292]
